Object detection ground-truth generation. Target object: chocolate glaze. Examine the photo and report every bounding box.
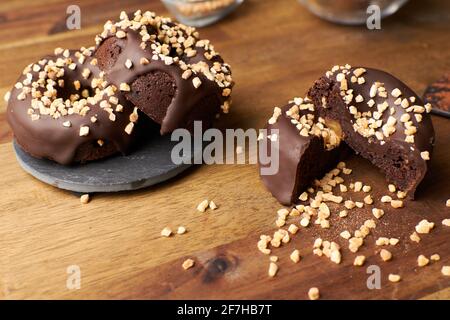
[309,67,435,197]
[7,51,147,165]
[259,66,435,205]
[259,104,348,205]
[95,27,230,135]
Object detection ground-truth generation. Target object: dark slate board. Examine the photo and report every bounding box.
[13,136,200,194]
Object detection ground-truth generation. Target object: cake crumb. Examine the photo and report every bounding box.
[161,227,172,237]
[290,249,300,263]
[182,258,195,270]
[308,287,320,300]
[197,199,209,212]
[388,274,401,282]
[80,194,90,204]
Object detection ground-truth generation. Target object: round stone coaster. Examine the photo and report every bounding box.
[13,136,200,194]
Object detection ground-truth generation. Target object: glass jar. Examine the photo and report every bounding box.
[298,0,409,25]
[161,0,244,27]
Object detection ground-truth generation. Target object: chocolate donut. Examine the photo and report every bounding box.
[259,65,435,205]
[93,10,233,135]
[6,47,149,165]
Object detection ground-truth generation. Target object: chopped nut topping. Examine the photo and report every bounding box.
[430,254,440,261]
[388,274,401,282]
[192,77,202,88]
[380,249,392,261]
[161,227,172,237]
[390,200,403,209]
[340,230,351,240]
[268,262,278,277]
[290,249,300,263]
[308,287,320,300]
[288,224,299,234]
[364,195,373,205]
[442,219,450,227]
[442,266,450,276]
[115,30,127,38]
[182,258,195,270]
[354,181,363,192]
[372,208,384,219]
[197,199,209,212]
[177,226,187,234]
[140,57,150,65]
[299,192,308,201]
[80,194,90,204]
[124,122,134,135]
[410,231,421,243]
[120,83,131,91]
[415,219,434,234]
[420,151,430,161]
[125,59,133,69]
[209,200,218,210]
[79,126,89,136]
[354,255,366,266]
[417,255,429,267]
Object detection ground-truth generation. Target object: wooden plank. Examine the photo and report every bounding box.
[0,0,449,299]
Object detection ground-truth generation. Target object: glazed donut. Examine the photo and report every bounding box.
[93,10,233,134]
[259,65,435,205]
[6,47,149,165]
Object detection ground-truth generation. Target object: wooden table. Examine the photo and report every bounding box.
[0,0,449,300]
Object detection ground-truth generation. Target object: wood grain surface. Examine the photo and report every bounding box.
[0,0,449,300]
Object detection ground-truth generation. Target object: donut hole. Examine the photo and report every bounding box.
[125,71,177,125]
